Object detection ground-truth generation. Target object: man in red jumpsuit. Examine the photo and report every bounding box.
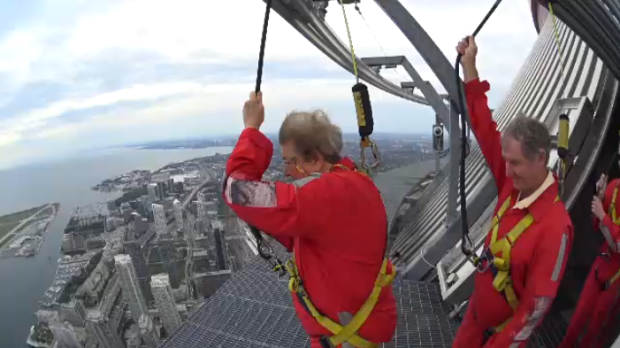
[223,92,397,347]
[452,36,574,348]
[559,171,620,348]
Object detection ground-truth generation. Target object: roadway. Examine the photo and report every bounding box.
[181,165,213,209]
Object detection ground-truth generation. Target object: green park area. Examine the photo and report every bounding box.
[0,204,47,242]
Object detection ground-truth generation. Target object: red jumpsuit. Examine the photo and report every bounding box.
[559,179,620,348]
[452,79,574,348]
[223,127,397,347]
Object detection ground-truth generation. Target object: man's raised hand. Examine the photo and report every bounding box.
[243,92,265,130]
[456,36,478,67]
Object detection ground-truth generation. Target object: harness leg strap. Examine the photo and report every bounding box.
[338,312,354,348]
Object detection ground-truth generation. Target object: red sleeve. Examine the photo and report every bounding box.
[223,128,332,239]
[596,180,620,252]
[465,79,506,190]
[484,222,573,348]
[226,127,273,181]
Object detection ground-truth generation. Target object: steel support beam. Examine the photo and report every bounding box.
[363,54,462,226]
[267,0,430,104]
[370,0,465,230]
[286,0,431,104]
[446,101,460,225]
[361,56,451,125]
[372,0,464,116]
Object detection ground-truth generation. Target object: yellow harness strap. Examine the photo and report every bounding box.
[488,195,560,333]
[610,184,620,224]
[603,185,620,288]
[285,257,395,348]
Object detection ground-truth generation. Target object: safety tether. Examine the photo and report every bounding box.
[248,0,288,275]
[455,0,504,262]
[548,3,567,78]
[337,0,380,173]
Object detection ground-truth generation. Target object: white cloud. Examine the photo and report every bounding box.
[0,0,538,169]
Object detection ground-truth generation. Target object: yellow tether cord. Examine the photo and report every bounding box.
[548,3,566,78]
[338,0,360,83]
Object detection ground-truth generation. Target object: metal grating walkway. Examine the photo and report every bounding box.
[161,254,567,348]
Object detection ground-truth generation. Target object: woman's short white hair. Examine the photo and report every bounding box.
[278,110,343,163]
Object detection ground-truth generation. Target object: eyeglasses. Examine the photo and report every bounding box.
[283,157,306,175]
[283,157,297,166]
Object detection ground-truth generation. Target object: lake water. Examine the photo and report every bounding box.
[0,146,233,348]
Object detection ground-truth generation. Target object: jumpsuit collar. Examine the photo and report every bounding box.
[513,171,559,221]
[334,157,357,172]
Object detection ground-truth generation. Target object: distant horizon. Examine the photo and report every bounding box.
[116,131,434,147]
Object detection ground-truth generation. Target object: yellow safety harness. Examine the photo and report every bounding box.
[275,163,395,348]
[285,256,395,348]
[610,183,620,224]
[601,183,620,290]
[480,194,561,333]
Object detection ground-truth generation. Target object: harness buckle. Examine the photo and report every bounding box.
[319,336,334,348]
[475,250,493,273]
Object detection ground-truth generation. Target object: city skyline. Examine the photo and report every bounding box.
[0,0,537,170]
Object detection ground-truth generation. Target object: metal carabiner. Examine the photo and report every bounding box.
[475,251,493,273]
[360,137,380,172]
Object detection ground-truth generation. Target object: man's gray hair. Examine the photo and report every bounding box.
[278,110,343,163]
[502,115,551,164]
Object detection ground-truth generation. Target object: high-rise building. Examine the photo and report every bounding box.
[185,213,196,241]
[120,202,133,223]
[213,225,227,271]
[59,300,87,328]
[49,321,83,348]
[123,240,153,304]
[158,240,181,288]
[156,182,166,200]
[197,188,209,203]
[132,213,147,236]
[167,178,175,193]
[151,274,183,335]
[138,314,160,348]
[147,183,158,203]
[114,254,148,320]
[106,201,117,215]
[173,199,183,233]
[152,203,167,236]
[174,182,184,194]
[85,311,123,348]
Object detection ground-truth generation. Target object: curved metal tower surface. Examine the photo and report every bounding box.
[400,16,618,280]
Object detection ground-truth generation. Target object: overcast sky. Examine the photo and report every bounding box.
[0,0,537,170]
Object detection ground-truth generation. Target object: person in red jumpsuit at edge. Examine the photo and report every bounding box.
[452,36,574,348]
[559,169,620,348]
[222,92,397,348]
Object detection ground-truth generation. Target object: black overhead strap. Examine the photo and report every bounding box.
[455,0,504,262]
[247,0,286,275]
[255,0,272,94]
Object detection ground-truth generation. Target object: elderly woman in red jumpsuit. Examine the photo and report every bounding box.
[559,170,620,348]
[222,92,397,348]
[452,36,574,348]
